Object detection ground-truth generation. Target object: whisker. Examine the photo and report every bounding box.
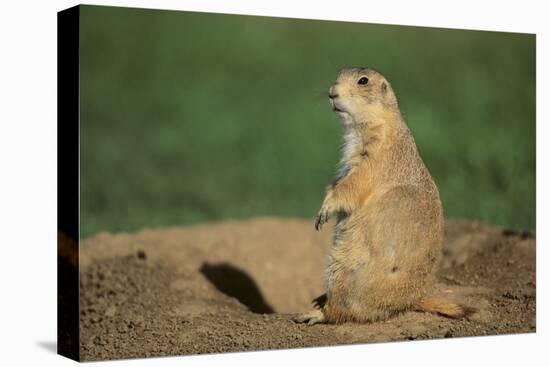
[314,90,329,100]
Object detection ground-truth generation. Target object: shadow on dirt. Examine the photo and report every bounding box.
[200,262,274,314]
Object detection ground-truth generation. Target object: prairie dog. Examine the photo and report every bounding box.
[293,68,474,325]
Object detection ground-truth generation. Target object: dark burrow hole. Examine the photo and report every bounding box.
[200,262,274,314]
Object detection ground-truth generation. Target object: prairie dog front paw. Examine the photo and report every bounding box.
[315,193,335,230]
[315,208,330,231]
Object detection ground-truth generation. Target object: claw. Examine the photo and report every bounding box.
[315,211,328,231]
[312,294,327,309]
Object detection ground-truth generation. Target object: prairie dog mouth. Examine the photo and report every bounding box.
[329,98,347,114]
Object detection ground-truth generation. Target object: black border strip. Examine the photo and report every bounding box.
[57,4,80,361]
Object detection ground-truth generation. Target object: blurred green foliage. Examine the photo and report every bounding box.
[79,5,535,237]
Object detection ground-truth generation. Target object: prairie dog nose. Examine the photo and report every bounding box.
[328,85,339,99]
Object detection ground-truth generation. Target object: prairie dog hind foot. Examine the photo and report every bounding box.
[291,309,327,325]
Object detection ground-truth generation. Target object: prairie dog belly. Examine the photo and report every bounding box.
[324,186,442,322]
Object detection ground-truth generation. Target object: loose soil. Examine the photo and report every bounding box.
[71,218,535,361]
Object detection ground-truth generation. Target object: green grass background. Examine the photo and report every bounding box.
[79,5,535,237]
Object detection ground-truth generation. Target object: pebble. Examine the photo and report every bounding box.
[105,306,117,317]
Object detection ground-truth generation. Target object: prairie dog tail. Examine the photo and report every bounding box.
[414,297,476,319]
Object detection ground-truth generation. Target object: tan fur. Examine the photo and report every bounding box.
[413,297,476,319]
[294,68,473,325]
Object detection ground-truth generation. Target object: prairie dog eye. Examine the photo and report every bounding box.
[357,76,369,85]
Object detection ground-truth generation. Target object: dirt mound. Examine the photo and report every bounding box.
[75,218,535,361]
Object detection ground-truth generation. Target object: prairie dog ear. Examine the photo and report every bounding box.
[381,82,388,94]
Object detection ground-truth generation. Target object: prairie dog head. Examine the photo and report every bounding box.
[328,68,398,127]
